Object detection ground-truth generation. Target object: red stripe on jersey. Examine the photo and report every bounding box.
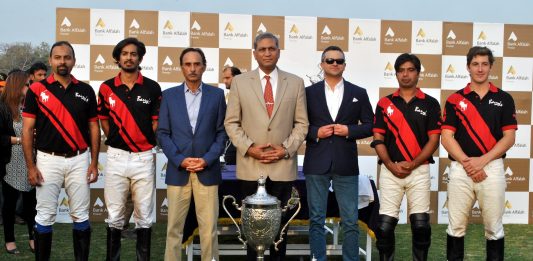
[372,128,386,134]
[22,112,36,118]
[32,85,88,151]
[378,98,422,161]
[447,93,497,153]
[502,125,517,131]
[99,84,152,152]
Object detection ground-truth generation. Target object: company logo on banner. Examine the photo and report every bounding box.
[157,47,185,83]
[156,189,168,221]
[438,158,452,191]
[381,20,412,53]
[155,152,168,189]
[509,91,532,125]
[437,192,449,224]
[285,16,316,50]
[90,189,107,222]
[252,15,285,49]
[316,18,348,51]
[190,13,218,48]
[90,9,124,45]
[57,8,90,43]
[348,19,380,54]
[158,11,190,47]
[502,57,532,91]
[473,23,504,57]
[125,10,158,46]
[412,21,442,54]
[219,14,252,49]
[199,48,220,84]
[442,22,473,55]
[417,54,442,88]
[504,24,533,57]
[441,55,470,90]
[219,49,252,82]
[507,125,531,159]
[56,189,72,223]
[503,159,529,191]
[503,192,529,224]
[90,45,119,81]
[138,46,158,80]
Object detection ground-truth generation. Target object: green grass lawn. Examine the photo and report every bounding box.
[1,223,532,260]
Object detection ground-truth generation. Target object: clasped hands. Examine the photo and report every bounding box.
[181,157,207,172]
[460,157,488,183]
[247,143,286,164]
[317,124,348,139]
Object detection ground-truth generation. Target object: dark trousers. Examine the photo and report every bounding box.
[240,178,294,261]
[2,179,36,243]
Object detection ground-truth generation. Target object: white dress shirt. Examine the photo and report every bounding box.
[324,79,344,121]
[258,67,279,102]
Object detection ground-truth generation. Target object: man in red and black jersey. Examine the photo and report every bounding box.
[97,38,161,261]
[441,46,516,261]
[372,53,441,261]
[22,41,100,261]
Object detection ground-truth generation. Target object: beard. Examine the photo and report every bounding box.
[118,63,139,73]
[56,66,70,76]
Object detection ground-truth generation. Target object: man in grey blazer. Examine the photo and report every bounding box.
[224,32,308,260]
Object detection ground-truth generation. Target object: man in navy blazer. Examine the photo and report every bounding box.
[157,48,227,261]
[303,46,373,261]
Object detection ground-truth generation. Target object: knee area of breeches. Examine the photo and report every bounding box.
[35,223,53,233]
[377,214,398,236]
[410,213,430,231]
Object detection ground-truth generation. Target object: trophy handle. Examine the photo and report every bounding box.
[274,198,301,251]
[222,195,247,246]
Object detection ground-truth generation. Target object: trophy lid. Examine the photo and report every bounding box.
[243,176,279,206]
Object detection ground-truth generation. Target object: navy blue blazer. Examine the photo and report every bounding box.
[157,83,227,186]
[303,80,373,176]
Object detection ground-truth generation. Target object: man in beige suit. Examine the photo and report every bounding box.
[224,32,308,261]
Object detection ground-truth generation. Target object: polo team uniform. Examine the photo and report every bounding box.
[97,72,161,229]
[373,88,441,217]
[373,88,441,260]
[442,83,517,240]
[22,74,97,227]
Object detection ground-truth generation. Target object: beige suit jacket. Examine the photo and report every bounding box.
[224,68,308,181]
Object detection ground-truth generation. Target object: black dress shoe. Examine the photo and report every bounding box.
[5,245,20,255]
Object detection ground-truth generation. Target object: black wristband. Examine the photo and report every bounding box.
[370,140,385,148]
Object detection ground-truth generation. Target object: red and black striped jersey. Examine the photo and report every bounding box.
[22,74,98,153]
[373,88,442,163]
[442,83,517,159]
[97,72,162,152]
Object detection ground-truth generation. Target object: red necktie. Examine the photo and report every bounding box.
[264,75,274,118]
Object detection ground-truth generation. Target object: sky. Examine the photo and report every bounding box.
[1,0,532,45]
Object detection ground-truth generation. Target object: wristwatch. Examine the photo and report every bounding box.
[283,147,290,159]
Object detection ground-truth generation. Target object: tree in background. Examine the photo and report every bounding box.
[0,42,49,74]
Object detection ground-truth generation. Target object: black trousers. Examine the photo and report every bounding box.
[240,178,294,261]
[2,179,36,243]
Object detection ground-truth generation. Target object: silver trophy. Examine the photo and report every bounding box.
[222,176,301,260]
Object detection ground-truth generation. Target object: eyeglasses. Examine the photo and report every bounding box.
[323,58,345,65]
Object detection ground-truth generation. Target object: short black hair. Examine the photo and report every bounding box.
[27,62,48,74]
[321,46,345,62]
[467,46,494,66]
[112,37,146,62]
[223,66,242,77]
[394,53,421,73]
[179,48,207,66]
[50,41,75,59]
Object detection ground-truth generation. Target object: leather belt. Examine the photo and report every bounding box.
[41,148,88,158]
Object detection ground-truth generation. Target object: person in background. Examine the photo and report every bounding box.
[221,66,241,165]
[1,71,37,254]
[27,62,48,84]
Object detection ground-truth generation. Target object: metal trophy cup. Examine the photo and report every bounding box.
[222,176,301,260]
